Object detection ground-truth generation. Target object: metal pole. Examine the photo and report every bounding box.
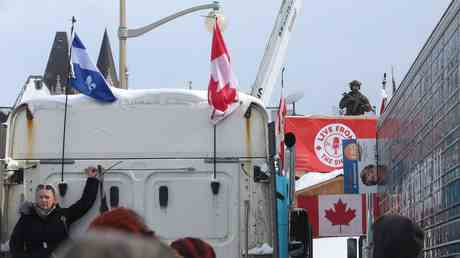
[288,147,296,208]
[60,17,76,185]
[366,193,373,258]
[213,124,216,179]
[119,0,127,89]
[0,159,4,242]
[244,200,250,258]
[118,1,220,89]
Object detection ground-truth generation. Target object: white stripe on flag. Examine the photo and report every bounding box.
[210,54,237,91]
[71,47,98,71]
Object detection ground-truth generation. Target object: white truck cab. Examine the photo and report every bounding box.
[1,89,277,258]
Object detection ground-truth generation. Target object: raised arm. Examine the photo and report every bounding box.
[63,167,100,224]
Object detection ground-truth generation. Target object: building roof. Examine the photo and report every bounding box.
[43,32,71,94]
[97,29,119,88]
[295,175,344,196]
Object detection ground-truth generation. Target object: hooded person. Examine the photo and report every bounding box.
[9,166,100,258]
[372,215,424,258]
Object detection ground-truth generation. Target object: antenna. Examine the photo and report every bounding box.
[286,91,304,115]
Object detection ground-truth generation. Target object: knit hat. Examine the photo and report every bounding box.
[372,215,424,258]
[88,208,155,238]
[170,237,216,258]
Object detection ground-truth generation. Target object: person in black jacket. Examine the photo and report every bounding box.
[9,166,100,258]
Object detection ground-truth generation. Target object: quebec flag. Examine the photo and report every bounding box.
[69,33,116,102]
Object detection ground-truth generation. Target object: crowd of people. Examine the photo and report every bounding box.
[7,165,425,258]
[8,166,216,258]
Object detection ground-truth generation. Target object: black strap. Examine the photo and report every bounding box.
[98,165,109,213]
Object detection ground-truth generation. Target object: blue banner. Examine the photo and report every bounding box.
[343,139,360,193]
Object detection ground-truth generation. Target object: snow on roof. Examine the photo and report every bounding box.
[17,78,51,105]
[295,169,343,191]
[23,88,263,112]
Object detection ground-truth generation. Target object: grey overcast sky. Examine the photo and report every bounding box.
[0,1,452,256]
[0,1,452,115]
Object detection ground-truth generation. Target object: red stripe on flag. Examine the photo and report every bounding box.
[296,195,319,238]
[207,21,237,115]
[210,22,228,61]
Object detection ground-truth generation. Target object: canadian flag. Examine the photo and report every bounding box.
[296,194,380,238]
[208,21,238,121]
[275,90,287,171]
[275,91,287,136]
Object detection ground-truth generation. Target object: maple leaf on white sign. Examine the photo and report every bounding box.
[324,198,356,232]
[318,194,363,237]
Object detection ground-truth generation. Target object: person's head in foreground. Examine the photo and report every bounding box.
[170,237,216,258]
[55,231,178,258]
[88,207,155,238]
[372,215,424,258]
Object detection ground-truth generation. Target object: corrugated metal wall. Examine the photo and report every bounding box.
[377,2,460,258]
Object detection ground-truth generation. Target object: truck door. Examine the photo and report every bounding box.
[144,168,239,258]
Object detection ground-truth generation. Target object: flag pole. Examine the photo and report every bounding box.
[210,123,220,195]
[59,17,76,197]
[380,73,387,116]
[391,66,396,94]
[281,67,285,90]
[213,124,217,180]
[366,193,373,258]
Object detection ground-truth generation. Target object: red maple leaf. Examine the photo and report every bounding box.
[324,198,356,232]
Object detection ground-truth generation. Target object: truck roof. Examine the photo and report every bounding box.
[7,88,269,161]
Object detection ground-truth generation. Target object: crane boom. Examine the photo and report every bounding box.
[250,0,302,106]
